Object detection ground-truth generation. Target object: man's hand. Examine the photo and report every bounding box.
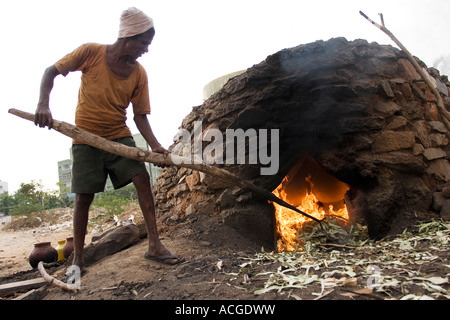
[35,65,60,129]
[34,106,54,129]
[152,145,168,156]
[151,145,169,168]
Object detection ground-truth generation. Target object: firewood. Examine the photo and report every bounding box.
[0,278,47,295]
[8,108,324,225]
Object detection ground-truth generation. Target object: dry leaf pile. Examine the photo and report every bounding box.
[231,219,450,300]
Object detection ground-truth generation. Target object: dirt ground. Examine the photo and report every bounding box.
[1,205,449,302]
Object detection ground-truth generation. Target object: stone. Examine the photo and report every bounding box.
[374,101,400,117]
[186,171,200,191]
[423,148,447,161]
[400,82,414,100]
[236,192,252,204]
[377,80,395,98]
[429,133,448,147]
[401,176,432,211]
[412,143,425,155]
[372,131,415,153]
[82,224,140,267]
[432,192,447,211]
[443,187,450,199]
[167,183,189,197]
[216,189,236,209]
[373,152,424,174]
[412,121,431,147]
[424,103,439,121]
[426,159,450,182]
[185,204,194,215]
[386,116,407,130]
[398,59,421,80]
[428,121,448,133]
[440,199,450,221]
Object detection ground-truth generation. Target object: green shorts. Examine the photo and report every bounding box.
[71,136,147,194]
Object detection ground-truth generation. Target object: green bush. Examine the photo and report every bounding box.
[92,184,137,217]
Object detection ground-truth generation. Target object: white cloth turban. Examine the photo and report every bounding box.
[118,7,154,38]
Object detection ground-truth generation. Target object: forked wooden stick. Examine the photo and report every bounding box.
[37,262,77,293]
[8,108,324,224]
[360,11,450,132]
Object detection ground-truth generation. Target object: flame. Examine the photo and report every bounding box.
[273,175,349,252]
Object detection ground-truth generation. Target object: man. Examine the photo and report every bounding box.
[34,7,183,268]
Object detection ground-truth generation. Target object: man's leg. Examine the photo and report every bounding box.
[72,193,95,269]
[132,170,181,263]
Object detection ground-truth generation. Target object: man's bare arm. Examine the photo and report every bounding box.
[35,65,61,129]
[134,113,168,155]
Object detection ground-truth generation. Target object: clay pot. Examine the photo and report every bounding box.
[63,237,74,259]
[29,242,58,268]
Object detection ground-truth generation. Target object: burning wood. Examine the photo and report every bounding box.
[272,159,350,252]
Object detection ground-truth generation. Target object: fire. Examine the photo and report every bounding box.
[273,175,349,252]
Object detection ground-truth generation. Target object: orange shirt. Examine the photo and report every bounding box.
[55,43,150,143]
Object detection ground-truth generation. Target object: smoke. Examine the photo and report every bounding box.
[433,55,450,77]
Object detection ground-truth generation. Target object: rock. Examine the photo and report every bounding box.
[432,192,446,211]
[429,133,449,147]
[412,121,431,148]
[372,131,415,153]
[442,187,450,199]
[186,171,200,191]
[429,121,448,133]
[185,204,194,215]
[412,143,425,155]
[377,80,395,98]
[81,224,140,267]
[385,116,407,130]
[398,59,421,80]
[426,159,450,182]
[373,152,424,174]
[216,189,236,209]
[423,148,447,161]
[440,199,450,221]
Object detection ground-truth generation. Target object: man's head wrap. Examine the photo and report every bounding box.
[118,7,154,39]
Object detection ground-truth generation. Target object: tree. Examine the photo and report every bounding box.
[7,180,61,215]
[0,192,15,215]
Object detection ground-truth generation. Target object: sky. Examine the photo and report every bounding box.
[1,0,449,194]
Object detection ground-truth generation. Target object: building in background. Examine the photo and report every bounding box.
[58,158,73,198]
[0,180,8,195]
[57,133,160,197]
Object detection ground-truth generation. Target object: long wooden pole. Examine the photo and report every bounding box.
[8,108,323,224]
[360,11,450,133]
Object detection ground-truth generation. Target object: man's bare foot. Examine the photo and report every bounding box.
[72,255,85,272]
[144,252,184,265]
[145,243,184,265]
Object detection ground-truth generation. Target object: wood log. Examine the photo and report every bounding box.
[0,278,47,295]
[13,286,48,300]
[8,108,323,224]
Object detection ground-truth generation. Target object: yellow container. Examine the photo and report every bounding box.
[56,240,66,261]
